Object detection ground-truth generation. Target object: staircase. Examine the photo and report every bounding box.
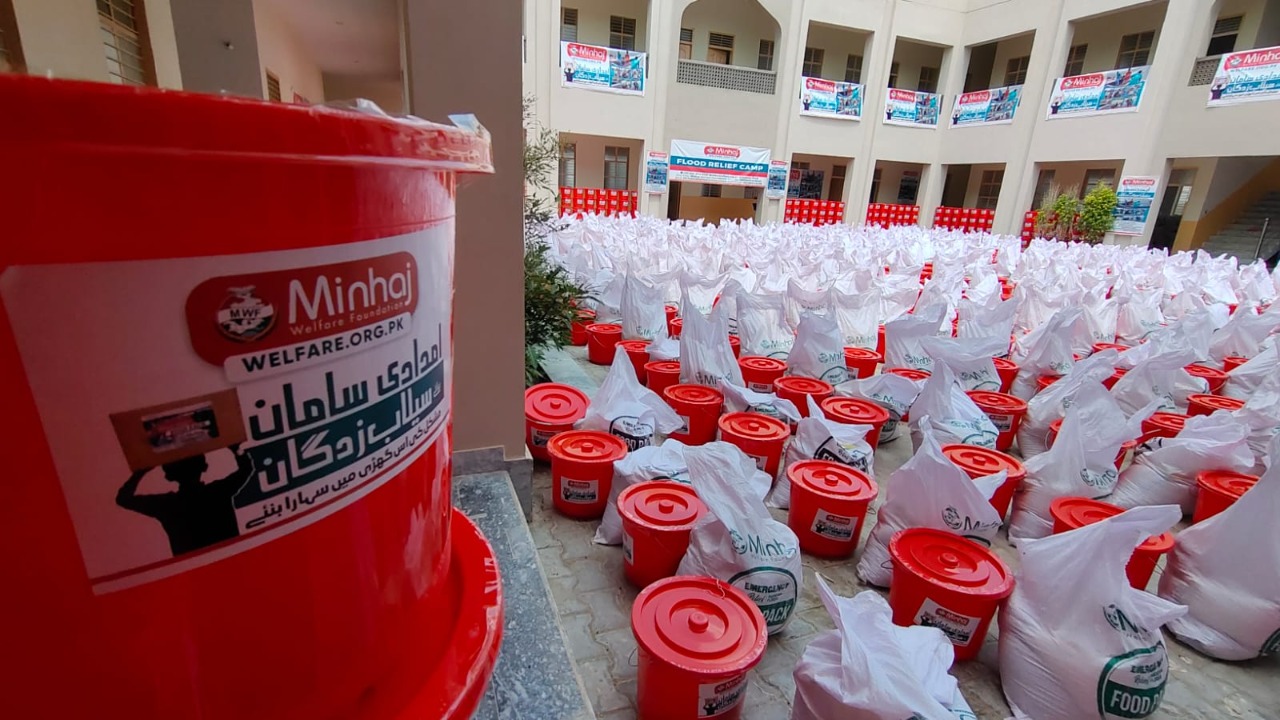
[1200,191,1280,264]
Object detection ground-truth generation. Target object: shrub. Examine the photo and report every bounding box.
[1078,182,1118,244]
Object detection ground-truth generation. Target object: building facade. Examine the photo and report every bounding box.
[525,0,1280,251]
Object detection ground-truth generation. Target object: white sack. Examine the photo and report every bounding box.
[788,313,851,385]
[620,273,669,341]
[737,290,795,359]
[579,351,684,451]
[884,307,946,372]
[678,292,744,388]
[908,363,999,450]
[786,278,831,331]
[769,397,873,509]
[956,297,1017,345]
[1223,337,1279,399]
[720,381,802,425]
[1110,349,1207,415]
[920,334,1008,392]
[1015,353,1117,458]
[829,289,882,351]
[834,373,922,444]
[1115,288,1166,344]
[1009,307,1091,399]
[1108,412,1255,514]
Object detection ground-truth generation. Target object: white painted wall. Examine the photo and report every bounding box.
[254,0,324,102]
[802,22,871,80]
[12,0,181,88]
[564,0,651,49]
[988,32,1035,87]
[561,133,644,190]
[679,0,780,67]
[1068,2,1169,76]
[890,38,946,90]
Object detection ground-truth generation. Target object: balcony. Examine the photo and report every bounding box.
[1189,56,1221,86]
[676,59,776,95]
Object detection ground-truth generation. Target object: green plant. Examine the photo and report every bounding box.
[1077,182,1118,244]
[1035,184,1080,242]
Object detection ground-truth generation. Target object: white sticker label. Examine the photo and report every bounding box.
[622,529,634,564]
[1,228,451,594]
[676,413,691,435]
[748,382,772,393]
[810,509,856,542]
[531,427,557,448]
[697,675,747,717]
[1098,643,1169,719]
[987,412,1014,432]
[916,598,981,647]
[749,453,769,471]
[561,478,599,504]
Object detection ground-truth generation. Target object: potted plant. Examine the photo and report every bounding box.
[1077,182,1119,244]
[1034,184,1080,242]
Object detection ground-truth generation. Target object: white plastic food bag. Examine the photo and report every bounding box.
[1234,387,1280,474]
[1015,353,1118,458]
[1110,349,1207,415]
[769,397,873,509]
[679,271,726,319]
[884,307,946,372]
[579,351,684,452]
[594,439,693,545]
[856,422,1004,587]
[678,442,803,634]
[785,278,830,331]
[788,313,850,386]
[1108,412,1255,514]
[956,297,1016,345]
[678,293,744,389]
[737,290,795,359]
[1158,447,1280,660]
[834,373,922,444]
[1115,288,1166,344]
[620,273,669,341]
[999,505,1187,720]
[908,364,999,450]
[1223,337,1279,400]
[1209,304,1278,364]
[920,334,1007,392]
[719,381,802,426]
[829,289,881,351]
[792,577,975,720]
[1009,308,1090,399]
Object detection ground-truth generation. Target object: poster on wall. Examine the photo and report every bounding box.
[644,152,669,194]
[559,42,646,96]
[1113,176,1158,235]
[949,85,1022,126]
[766,161,789,199]
[1045,66,1148,119]
[1207,46,1280,107]
[799,77,864,120]
[668,139,771,188]
[787,169,825,200]
[883,88,941,128]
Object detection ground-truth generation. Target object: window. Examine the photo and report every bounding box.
[976,169,1004,210]
[1,0,24,73]
[1082,168,1116,196]
[803,47,825,77]
[1207,16,1242,56]
[707,32,733,64]
[888,62,900,88]
[869,168,882,202]
[845,54,863,84]
[1115,31,1154,69]
[1064,44,1087,76]
[679,28,693,60]
[758,39,774,71]
[560,8,578,42]
[701,184,721,197]
[265,70,281,102]
[98,0,153,86]
[1033,169,1056,208]
[917,66,939,93]
[609,16,636,51]
[827,164,847,202]
[558,143,576,188]
[1004,56,1030,86]
[791,161,810,171]
[604,146,630,190]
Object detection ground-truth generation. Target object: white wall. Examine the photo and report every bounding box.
[566,0,651,49]
[802,22,871,80]
[874,160,926,204]
[12,0,181,88]
[253,0,324,102]
[679,0,781,67]
[791,153,853,201]
[961,162,1006,205]
[1069,2,1169,76]
[323,73,405,113]
[561,133,644,190]
[988,31,1035,87]
[890,38,946,90]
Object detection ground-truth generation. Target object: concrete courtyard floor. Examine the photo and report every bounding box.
[531,346,1279,720]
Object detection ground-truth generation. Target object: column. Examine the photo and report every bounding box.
[168,0,263,96]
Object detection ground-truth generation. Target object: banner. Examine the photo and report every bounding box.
[668,139,771,188]
[1113,176,1158,235]
[799,77,863,120]
[787,169,824,200]
[949,85,1022,127]
[766,161,788,199]
[644,152,669,194]
[883,88,940,128]
[560,41,646,96]
[1046,66,1148,119]
[1208,46,1280,107]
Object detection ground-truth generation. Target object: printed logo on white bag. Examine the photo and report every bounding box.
[562,478,599,504]
[811,509,856,542]
[814,437,872,472]
[730,566,798,630]
[916,598,980,647]
[609,416,655,451]
[941,507,999,545]
[1096,604,1169,719]
[697,675,747,717]
[1081,466,1118,492]
[1261,628,1280,656]
[959,369,1001,392]
[940,419,998,448]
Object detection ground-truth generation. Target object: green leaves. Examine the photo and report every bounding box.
[1079,182,1119,244]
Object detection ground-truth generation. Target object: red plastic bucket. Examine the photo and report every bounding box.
[1187,393,1245,417]
[738,356,787,393]
[619,482,708,588]
[1047,419,1135,470]
[587,323,623,365]
[1036,375,1060,392]
[1141,411,1188,441]
[0,76,502,719]
[1223,355,1248,372]
[843,347,883,379]
[665,304,679,323]
[1048,497,1175,589]
[941,444,1027,519]
[786,461,878,558]
[819,396,890,447]
[718,412,789,476]
[619,339,651,379]
[1103,366,1128,389]
[993,357,1018,393]
[886,367,931,382]
[729,335,742,358]
[645,360,682,395]
[965,391,1028,452]
[548,431,627,519]
[669,317,684,338]
[887,528,1014,661]
[571,309,596,346]
[775,377,835,417]
[1193,470,1259,523]
[663,384,725,446]
[1092,342,1129,355]
[877,325,886,356]
[1185,363,1228,394]
[524,383,589,462]
[631,576,767,720]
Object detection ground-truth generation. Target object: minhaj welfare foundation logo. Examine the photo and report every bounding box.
[216,286,277,343]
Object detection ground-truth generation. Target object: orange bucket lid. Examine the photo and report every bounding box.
[1048,497,1174,552]
[547,430,627,463]
[618,481,706,530]
[663,384,725,407]
[618,339,651,353]
[738,356,786,373]
[942,444,1027,482]
[843,347,883,362]
[1142,412,1188,437]
[993,357,1018,371]
[965,390,1028,414]
[1196,470,1259,500]
[888,528,1013,597]
[524,383,589,425]
[1188,394,1245,413]
[1092,342,1129,354]
[820,397,889,426]
[1184,363,1228,384]
[587,323,622,335]
[774,377,834,395]
[718,412,789,442]
[631,576,767,673]
[645,360,681,374]
[787,460,877,502]
[1036,375,1061,391]
[886,367,931,382]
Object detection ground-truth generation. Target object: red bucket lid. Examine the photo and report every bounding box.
[1185,363,1228,383]
[718,412,789,441]
[619,339,651,353]
[524,383,589,425]
[820,397,889,426]
[631,576,768,673]
[886,367,931,381]
[843,347,883,362]
[1188,394,1245,413]
[788,460,877,501]
[575,309,597,321]
[547,430,627,463]
[1092,342,1129,354]
[993,357,1018,371]
[1196,470,1259,500]
[1036,375,1060,391]
[669,318,684,330]
[888,528,1013,597]
[619,481,707,529]
[965,390,1028,414]
[729,335,741,348]
[645,360,681,375]
[942,444,1027,482]
[664,384,725,407]
[1049,497,1173,552]
[587,323,622,335]
[739,356,787,373]
[775,377,834,395]
[1143,412,1188,436]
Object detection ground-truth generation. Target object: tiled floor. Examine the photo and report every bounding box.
[531,347,1280,719]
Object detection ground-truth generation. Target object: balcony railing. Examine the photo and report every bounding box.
[1189,55,1221,86]
[676,59,776,95]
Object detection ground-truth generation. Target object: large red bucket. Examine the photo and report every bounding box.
[645,360,682,394]
[1185,363,1228,394]
[1103,366,1129,389]
[738,356,787,393]
[843,347,883,379]
[941,444,1026,519]
[619,339,651,379]
[786,461,878,558]
[887,528,1013,661]
[587,323,623,365]
[1048,497,1174,590]
[993,357,1018,393]
[965,390,1028,452]
[718,412,789,476]
[1193,470,1259,523]
[774,377,834,418]
[524,383,589,462]
[632,576,767,720]
[1223,355,1248,372]
[1187,393,1244,417]
[0,76,502,719]
[1141,411,1188,442]
[820,396,890,447]
[548,430,627,519]
[1092,342,1129,355]
[663,384,725,446]
[619,481,707,588]
[571,309,596,346]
